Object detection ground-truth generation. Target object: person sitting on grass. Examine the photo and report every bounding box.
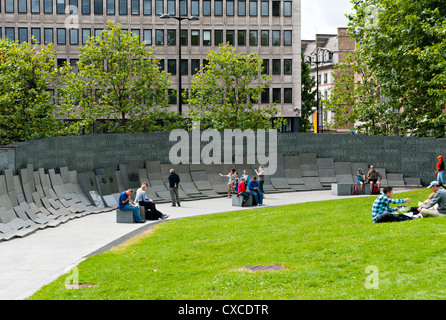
[371,186,420,223]
[417,181,446,218]
[248,176,263,206]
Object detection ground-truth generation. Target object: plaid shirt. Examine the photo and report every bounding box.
[372,193,406,223]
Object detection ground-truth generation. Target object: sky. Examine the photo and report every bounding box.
[301,0,355,40]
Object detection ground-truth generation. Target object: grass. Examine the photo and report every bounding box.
[28,189,446,300]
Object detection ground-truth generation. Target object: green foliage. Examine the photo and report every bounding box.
[187,44,284,131]
[58,21,182,134]
[326,0,446,136]
[0,39,64,145]
[300,53,317,132]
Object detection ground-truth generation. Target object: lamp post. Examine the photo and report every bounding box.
[160,14,199,115]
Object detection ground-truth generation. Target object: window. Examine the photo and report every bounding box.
[44,0,52,13]
[131,29,140,41]
[203,30,211,46]
[214,0,223,16]
[143,29,152,45]
[261,59,269,75]
[5,0,13,13]
[284,59,292,74]
[119,0,128,14]
[167,0,175,15]
[249,30,258,46]
[143,0,151,15]
[155,0,163,15]
[82,28,91,44]
[191,30,199,45]
[283,30,292,45]
[18,28,28,43]
[181,59,188,75]
[167,59,176,75]
[31,28,41,44]
[261,30,269,45]
[168,89,177,104]
[215,30,223,45]
[158,59,165,71]
[44,28,53,44]
[272,30,280,46]
[284,88,292,103]
[70,29,79,44]
[203,0,210,16]
[324,73,328,84]
[261,88,269,104]
[155,29,164,45]
[272,1,280,16]
[284,1,291,16]
[179,0,187,16]
[272,59,280,75]
[238,0,245,16]
[69,0,78,13]
[131,0,139,14]
[237,30,246,46]
[57,28,66,44]
[5,28,14,41]
[180,30,188,45]
[82,0,90,14]
[18,0,27,13]
[226,0,234,16]
[107,0,115,14]
[95,29,103,37]
[272,88,281,103]
[249,0,257,16]
[70,59,80,72]
[31,0,40,13]
[260,1,268,16]
[94,0,103,14]
[167,29,176,45]
[191,59,200,75]
[226,30,234,45]
[191,0,199,15]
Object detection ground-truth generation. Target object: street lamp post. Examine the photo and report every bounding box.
[160,14,199,115]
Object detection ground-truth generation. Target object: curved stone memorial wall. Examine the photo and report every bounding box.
[0,132,440,241]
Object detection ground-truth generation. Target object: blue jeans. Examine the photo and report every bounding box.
[250,189,263,205]
[239,191,250,201]
[437,171,445,184]
[258,180,264,194]
[120,204,142,222]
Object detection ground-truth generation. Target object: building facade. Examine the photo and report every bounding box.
[0,0,301,131]
[302,27,356,133]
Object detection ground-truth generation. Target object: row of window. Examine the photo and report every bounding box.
[0,0,292,17]
[0,26,293,47]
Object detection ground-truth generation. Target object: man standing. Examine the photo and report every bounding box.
[168,169,181,207]
[118,189,145,223]
[371,186,417,223]
[418,181,446,218]
[367,165,383,193]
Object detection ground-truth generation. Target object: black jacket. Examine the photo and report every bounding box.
[168,172,180,188]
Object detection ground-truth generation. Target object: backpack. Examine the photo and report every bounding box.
[352,185,359,195]
[372,185,380,194]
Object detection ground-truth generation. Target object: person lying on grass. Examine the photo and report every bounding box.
[372,186,421,223]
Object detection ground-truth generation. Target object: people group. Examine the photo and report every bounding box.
[220,166,265,206]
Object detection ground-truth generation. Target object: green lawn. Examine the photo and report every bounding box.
[28,189,446,300]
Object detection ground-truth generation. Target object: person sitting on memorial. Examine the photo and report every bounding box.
[367,165,382,193]
[237,178,251,204]
[357,168,367,193]
[371,186,418,223]
[248,176,263,206]
[135,182,169,220]
[417,181,446,218]
[118,189,146,223]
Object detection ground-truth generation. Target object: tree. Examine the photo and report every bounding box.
[300,53,317,132]
[0,39,64,145]
[58,21,181,134]
[326,0,446,136]
[186,44,284,130]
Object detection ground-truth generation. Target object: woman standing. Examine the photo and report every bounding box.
[255,165,265,199]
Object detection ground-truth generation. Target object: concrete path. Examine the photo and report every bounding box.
[0,189,404,300]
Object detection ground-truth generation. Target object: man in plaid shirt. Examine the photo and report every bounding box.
[372,186,418,223]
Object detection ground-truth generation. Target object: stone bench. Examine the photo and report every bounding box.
[232,193,254,207]
[331,183,371,196]
[116,207,145,223]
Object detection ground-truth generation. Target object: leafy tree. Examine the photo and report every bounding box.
[300,53,317,132]
[186,44,284,130]
[326,0,446,136]
[0,39,63,145]
[58,21,180,134]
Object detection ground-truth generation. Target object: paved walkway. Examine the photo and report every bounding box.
[0,189,402,300]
